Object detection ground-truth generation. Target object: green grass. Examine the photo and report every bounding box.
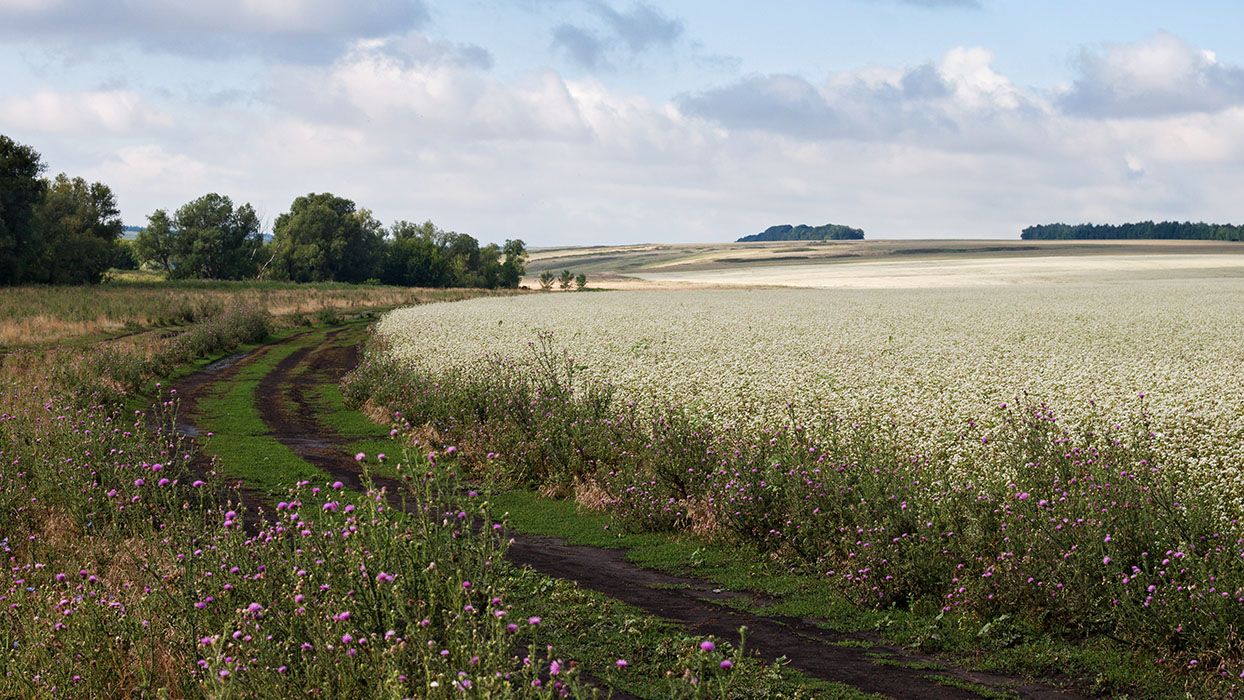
[192,327,331,491]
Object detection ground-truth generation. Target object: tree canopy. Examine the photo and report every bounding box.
[271,193,384,283]
[1021,221,1244,241]
[26,174,123,285]
[5,135,525,288]
[380,219,525,289]
[169,193,262,280]
[738,223,865,242]
[0,135,48,284]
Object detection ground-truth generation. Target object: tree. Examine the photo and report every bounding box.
[133,209,177,275]
[111,240,138,271]
[499,239,526,289]
[539,270,555,291]
[575,272,587,290]
[0,135,47,284]
[382,220,450,287]
[170,194,262,280]
[27,174,122,285]
[271,193,383,283]
[558,269,574,290]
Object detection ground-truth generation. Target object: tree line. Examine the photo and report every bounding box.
[0,134,525,287]
[1021,221,1244,241]
[737,223,865,242]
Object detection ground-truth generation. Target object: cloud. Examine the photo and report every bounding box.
[677,75,839,139]
[677,47,1037,143]
[594,1,683,53]
[0,88,171,135]
[1059,31,1244,118]
[550,1,684,70]
[551,24,608,70]
[0,0,427,61]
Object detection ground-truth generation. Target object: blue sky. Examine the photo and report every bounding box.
[3,0,1244,244]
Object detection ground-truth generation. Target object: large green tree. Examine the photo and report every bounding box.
[0,135,47,284]
[169,194,261,279]
[27,174,123,285]
[133,209,177,275]
[382,220,451,287]
[271,193,383,283]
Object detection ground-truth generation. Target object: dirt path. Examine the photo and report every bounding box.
[173,326,1091,700]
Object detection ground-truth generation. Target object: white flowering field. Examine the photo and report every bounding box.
[378,280,1244,500]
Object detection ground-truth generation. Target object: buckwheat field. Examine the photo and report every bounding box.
[379,280,1244,507]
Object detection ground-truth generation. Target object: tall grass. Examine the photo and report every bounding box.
[0,309,591,699]
[0,280,512,348]
[343,333,1244,693]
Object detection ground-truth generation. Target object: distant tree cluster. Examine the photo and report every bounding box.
[1,134,525,287]
[737,223,865,242]
[1021,222,1244,241]
[1,136,123,285]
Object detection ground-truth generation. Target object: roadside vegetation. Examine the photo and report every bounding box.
[0,295,611,698]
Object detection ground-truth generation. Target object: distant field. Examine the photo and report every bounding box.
[525,239,1244,288]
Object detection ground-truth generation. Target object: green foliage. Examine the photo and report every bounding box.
[26,173,123,285]
[169,193,263,280]
[558,269,574,290]
[380,222,525,289]
[271,192,384,283]
[500,238,527,289]
[1021,221,1244,241]
[539,270,555,291]
[738,223,865,242]
[134,208,176,274]
[0,134,47,284]
[575,272,587,290]
[110,239,139,270]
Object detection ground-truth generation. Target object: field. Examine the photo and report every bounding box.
[0,276,505,349]
[5,246,1244,698]
[523,238,1244,281]
[359,245,1244,696]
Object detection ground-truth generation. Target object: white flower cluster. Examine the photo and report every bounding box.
[377,282,1244,507]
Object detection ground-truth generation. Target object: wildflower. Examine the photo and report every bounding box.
[700,640,715,652]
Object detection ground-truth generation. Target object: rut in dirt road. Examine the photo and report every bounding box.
[176,326,1091,700]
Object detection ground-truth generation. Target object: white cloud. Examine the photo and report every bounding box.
[0,0,427,61]
[1059,31,1244,117]
[13,25,1244,244]
[0,89,171,135]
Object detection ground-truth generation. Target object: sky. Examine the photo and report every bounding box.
[3,1,1244,245]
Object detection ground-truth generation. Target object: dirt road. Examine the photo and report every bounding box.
[174,324,1090,700]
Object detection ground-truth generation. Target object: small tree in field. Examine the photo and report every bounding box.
[559,269,574,290]
[575,272,587,290]
[539,270,555,291]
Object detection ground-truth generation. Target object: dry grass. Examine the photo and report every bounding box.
[0,282,511,349]
[571,478,612,511]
